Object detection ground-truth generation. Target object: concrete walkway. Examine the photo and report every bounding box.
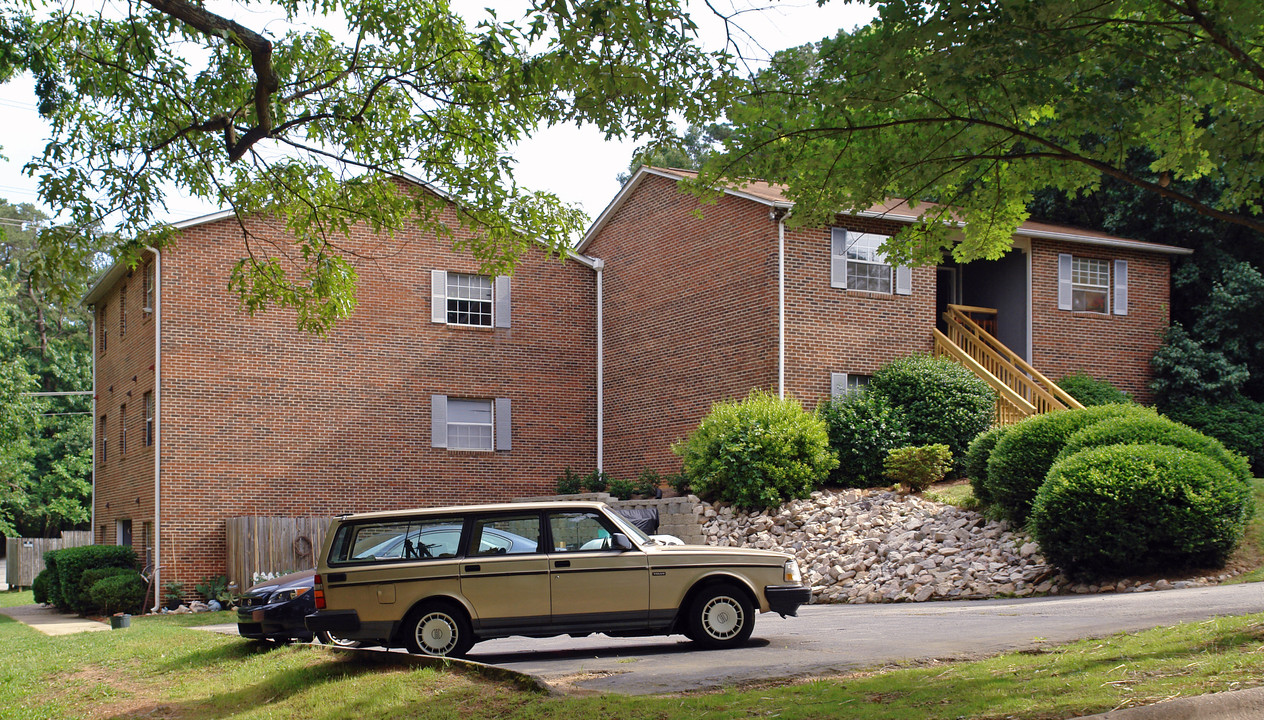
[0,603,111,635]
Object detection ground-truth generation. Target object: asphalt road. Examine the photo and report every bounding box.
[457,583,1264,694]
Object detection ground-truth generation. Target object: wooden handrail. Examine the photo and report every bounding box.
[943,306,1084,411]
[933,329,1037,415]
[947,304,997,316]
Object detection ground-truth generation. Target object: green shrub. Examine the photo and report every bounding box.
[78,567,134,614]
[673,389,838,510]
[582,470,610,493]
[32,569,51,605]
[634,469,661,498]
[818,391,911,487]
[607,477,636,500]
[46,545,137,614]
[884,444,952,493]
[555,467,584,494]
[1056,372,1133,406]
[986,404,1152,523]
[666,472,691,496]
[1164,398,1264,476]
[964,425,1010,505]
[89,571,147,616]
[1057,414,1252,484]
[868,354,995,472]
[196,574,231,603]
[1031,444,1255,578]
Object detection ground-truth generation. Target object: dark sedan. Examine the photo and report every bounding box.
[237,570,357,646]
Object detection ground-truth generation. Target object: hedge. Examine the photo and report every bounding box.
[964,425,1009,505]
[1056,372,1133,406]
[986,404,1152,522]
[1056,413,1252,484]
[869,355,996,471]
[818,391,910,487]
[1031,444,1255,578]
[89,571,148,616]
[44,545,138,614]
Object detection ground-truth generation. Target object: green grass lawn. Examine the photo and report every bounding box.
[0,589,35,608]
[1,608,1262,719]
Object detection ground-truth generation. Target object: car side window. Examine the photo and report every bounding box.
[468,515,541,556]
[549,511,620,552]
[328,516,466,564]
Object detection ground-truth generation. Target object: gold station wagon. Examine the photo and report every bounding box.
[305,501,810,657]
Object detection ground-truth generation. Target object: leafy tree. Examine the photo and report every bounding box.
[3,0,734,334]
[701,0,1264,266]
[0,277,39,538]
[617,123,731,184]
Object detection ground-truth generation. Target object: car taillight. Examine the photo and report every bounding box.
[313,573,325,610]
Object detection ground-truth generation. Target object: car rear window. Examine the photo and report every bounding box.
[327,516,467,565]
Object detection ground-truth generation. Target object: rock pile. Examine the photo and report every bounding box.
[696,488,1227,603]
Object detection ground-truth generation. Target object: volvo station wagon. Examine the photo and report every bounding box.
[305,501,810,657]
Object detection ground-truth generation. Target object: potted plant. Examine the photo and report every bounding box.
[162,581,184,610]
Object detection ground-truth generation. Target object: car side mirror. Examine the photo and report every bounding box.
[610,533,634,551]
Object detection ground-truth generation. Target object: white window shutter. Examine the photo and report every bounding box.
[830,373,848,399]
[1113,260,1128,315]
[894,266,912,295]
[431,394,448,448]
[494,275,511,328]
[430,270,447,323]
[494,398,512,451]
[830,229,847,288]
[1057,254,1073,310]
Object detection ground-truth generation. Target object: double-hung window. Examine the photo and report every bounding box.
[431,271,511,328]
[431,395,512,451]
[830,229,912,295]
[830,373,871,399]
[143,392,154,446]
[1058,254,1128,315]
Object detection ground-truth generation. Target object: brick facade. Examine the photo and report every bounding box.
[92,203,597,596]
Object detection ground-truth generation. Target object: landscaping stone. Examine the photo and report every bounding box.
[697,488,1231,604]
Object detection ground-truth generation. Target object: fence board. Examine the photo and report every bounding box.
[225,516,333,590]
[5,531,95,588]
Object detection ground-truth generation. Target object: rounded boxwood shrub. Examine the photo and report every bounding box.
[818,391,910,487]
[1031,444,1255,578]
[1057,414,1252,484]
[964,424,1010,505]
[986,404,1152,523]
[884,444,952,493]
[89,571,148,616]
[78,567,136,614]
[673,389,838,510]
[32,569,52,605]
[1056,372,1133,406]
[45,545,137,614]
[1164,398,1264,476]
[868,354,995,471]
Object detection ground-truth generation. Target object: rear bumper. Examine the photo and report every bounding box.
[764,585,811,616]
[305,609,361,634]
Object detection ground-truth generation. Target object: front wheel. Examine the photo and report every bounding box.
[687,583,755,649]
[402,602,474,657]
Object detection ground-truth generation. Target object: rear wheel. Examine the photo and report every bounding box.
[686,583,755,649]
[402,602,474,658]
[316,631,362,648]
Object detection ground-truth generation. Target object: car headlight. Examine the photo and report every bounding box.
[270,586,310,603]
[784,559,802,584]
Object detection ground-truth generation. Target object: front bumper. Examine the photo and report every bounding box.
[236,600,314,641]
[764,585,812,616]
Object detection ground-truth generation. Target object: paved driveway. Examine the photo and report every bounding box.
[462,583,1264,694]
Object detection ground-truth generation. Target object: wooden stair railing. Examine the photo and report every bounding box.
[934,304,1083,425]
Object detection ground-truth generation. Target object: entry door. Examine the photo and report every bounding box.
[458,513,550,632]
[546,510,649,628]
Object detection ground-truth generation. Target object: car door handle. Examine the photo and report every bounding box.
[554,560,571,568]
[464,564,481,572]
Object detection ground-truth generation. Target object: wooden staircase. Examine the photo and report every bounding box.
[933,304,1083,425]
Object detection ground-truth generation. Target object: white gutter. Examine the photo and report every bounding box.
[147,246,162,612]
[593,259,605,471]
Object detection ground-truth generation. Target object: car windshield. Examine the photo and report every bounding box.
[605,508,653,545]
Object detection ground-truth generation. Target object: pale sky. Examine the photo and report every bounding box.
[0,0,876,228]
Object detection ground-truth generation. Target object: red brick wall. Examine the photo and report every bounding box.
[783,218,936,405]
[585,174,780,479]
[1029,239,1169,404]
[93,258,158,565]
[98,205,597,593]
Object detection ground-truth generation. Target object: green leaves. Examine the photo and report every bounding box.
[704,0,1264,263]
[14,0,734,334]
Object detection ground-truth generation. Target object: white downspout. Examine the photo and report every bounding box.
[776,211,786,398]
[90,316,97,539]
[594,259,604,471]
[146,246,162,612]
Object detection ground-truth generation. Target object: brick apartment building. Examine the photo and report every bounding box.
[85,185,601,600]
[578,167,1190,480]
[85,167,1189,597]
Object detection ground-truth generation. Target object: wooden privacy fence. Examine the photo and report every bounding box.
[225,517,334,590]
[5,530,93,588]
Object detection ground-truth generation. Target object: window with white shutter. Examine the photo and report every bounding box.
[431,395,511,451]
[1058,254,1124,315]
[832,229,909,294]
[430,271,511,327]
